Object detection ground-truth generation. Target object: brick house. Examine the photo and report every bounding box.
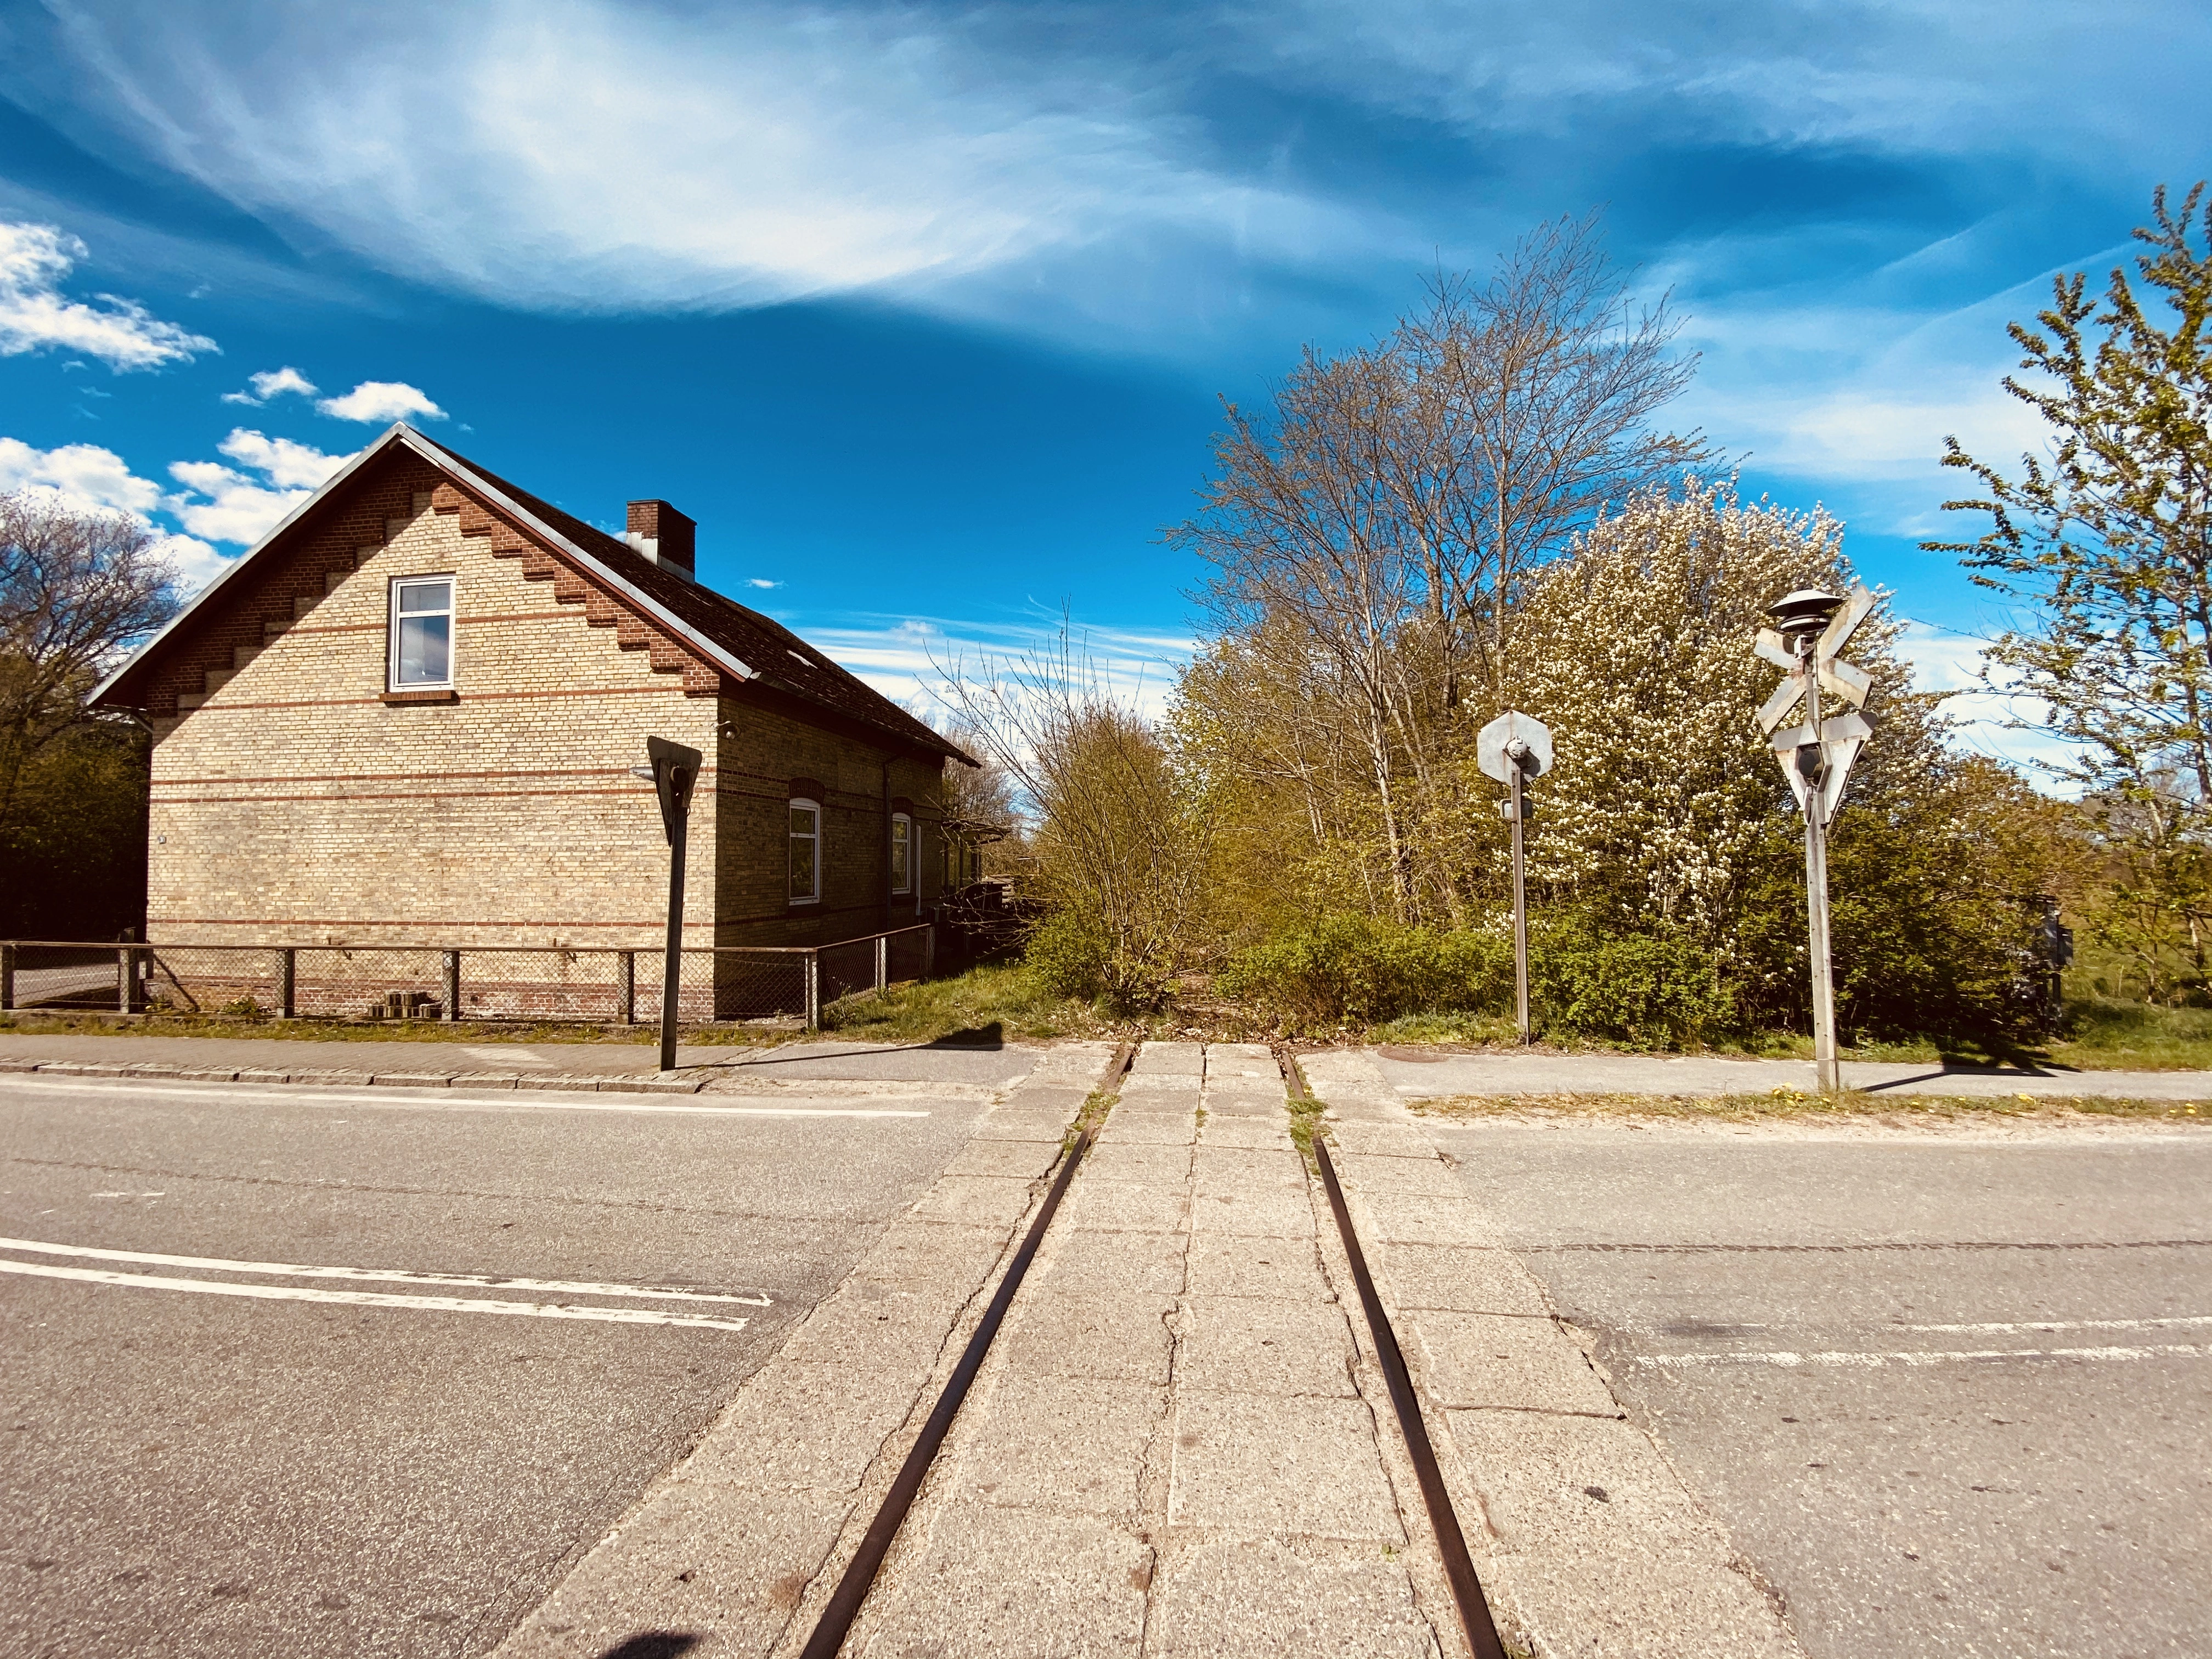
[91,423,976,1000]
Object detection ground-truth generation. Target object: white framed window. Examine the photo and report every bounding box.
[388,575,455,689]
[891,812,913,894]
[789,799,821,903]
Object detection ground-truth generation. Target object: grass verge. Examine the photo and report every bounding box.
[1411,1090,2208,1122]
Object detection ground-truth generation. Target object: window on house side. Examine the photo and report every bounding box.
[789,800,821,903]
[389,576,455,689]
[891,813,912,894]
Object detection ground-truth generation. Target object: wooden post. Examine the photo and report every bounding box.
[443,950,461,1022]
[618,950,635,1025]
[1804,755,1841,1094]
[278,948,296,1019]
[874,934,888,993]
[805,951,821,1030]
[2,942,15,1012]
[117,946,133,1014]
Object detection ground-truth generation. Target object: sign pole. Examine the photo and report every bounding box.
[1798,729,1841,1096]
[1510,757,1530,1044]
[635,736,703,1075]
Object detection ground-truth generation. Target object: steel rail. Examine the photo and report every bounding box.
[1307,1107,1508,1659]
[795,1043,1130,1657]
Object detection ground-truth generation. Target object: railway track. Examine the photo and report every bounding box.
[793,1040,1510,1659]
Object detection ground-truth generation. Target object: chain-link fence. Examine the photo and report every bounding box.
[0,925,935,1029]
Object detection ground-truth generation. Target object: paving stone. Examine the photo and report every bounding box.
[235,1067,291,1084]
[513,1073,606,1092]
[1192,1146,1306,1186]
[946,1137,1066,1179]
[614,1074,707,1094]
[1114,1085,1203,1115]
[969,1109,1077,1142]
[1168,1391,1404,1543]
[1202,1042,1279,1077]
[39,1060,130,1076]
[491,1481,851,1659]
[0,1057,42,1071]
[1182,1235,1330,1302]
[171,1066,243,1082]
[909,1174,1037,1228]
[1178,1295,1358,1398]
[1199,1087,1291,1120]
[369,1069,455,1087]
[1098,1112,1198,1146]
[1409,1310,1620,1414]
[859,1507,1151,1659]
[1060,1177,1191,1235]
[1147,1536,1438,1659]
[1324,1121,1437,1159]
[1195,1115,1296,1153]
[1373,1243,1552,1317]
[1334,1151,1465,1198]
[775,1280,967,1373]
[1131,1041,1206,1076]
[856,1221,1009,1290]
[953,1373,1165,1521]
[679,1359,924,1495]
[999,1291,1176,1385]
[1443,1408,1801,1658]
[1034,1229,1187,1299]
[1081,1141,1193,1184]
[1355,1193,1504,1249]
[443,1070,519,1088]
[1188,1182,1316,1241]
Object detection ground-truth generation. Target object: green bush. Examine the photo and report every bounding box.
[1217,915,1513,1027]
[1530,919,1733,1045]
[1023,909,1114,1001]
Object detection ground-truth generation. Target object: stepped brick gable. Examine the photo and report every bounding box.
[92,425,973,983]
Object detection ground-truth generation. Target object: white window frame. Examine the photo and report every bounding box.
[890,812,913,894]
[789,798,822,904]
[388,573,456,690]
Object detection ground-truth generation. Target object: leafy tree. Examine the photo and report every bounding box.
[0,490,178,936]
[1927,182,2212,1000]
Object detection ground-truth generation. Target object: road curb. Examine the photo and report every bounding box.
[0,1057,707,1094]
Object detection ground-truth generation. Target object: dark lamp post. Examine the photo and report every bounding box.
[634,735,703,1073]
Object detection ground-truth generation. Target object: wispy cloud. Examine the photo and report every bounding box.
[0,220,216,369]
[221,364,317,405]
[316,380,445,422]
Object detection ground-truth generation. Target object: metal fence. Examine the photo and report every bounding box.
[0,925,935,1030]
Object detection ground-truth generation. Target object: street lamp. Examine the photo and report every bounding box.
[1754,584,1876,1093]
[633,735,703,1073]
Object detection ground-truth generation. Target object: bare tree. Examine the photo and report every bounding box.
[0,491,178,838]
[1396,212,1709,701]
[933,627,1209,1009]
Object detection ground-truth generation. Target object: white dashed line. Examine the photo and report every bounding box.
[0,1258,752,1329]
[0,1236,769,1306]
[1635,1342,2211,1369]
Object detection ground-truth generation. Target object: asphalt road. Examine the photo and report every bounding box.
[1426,1117,2212,1658]
[0,1067,1002,1658]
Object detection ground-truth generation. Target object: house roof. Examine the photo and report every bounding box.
[92,423,975,766]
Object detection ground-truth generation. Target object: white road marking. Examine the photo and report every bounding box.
[90,1192,165,1199]
[0,1258,751,1329]
[0,1236,769,1306]
[0,1077,927,1117]
[1894,1315,2212,1334]
[1636,1342,2211,1369]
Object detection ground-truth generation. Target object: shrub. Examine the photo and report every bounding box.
[1530,919,1731,1044]
[1024,909,1114,1002]
[1218,915,1513,1027]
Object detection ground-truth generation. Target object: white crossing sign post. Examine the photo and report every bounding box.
[1754,584,1875,1093]
[1477,711,1552,1044]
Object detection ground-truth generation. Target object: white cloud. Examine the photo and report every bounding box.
[163,427,352,544]
[0,436,237,594]
[315,380,446,423]
[216,427,349,490]
[0,435,162,515]
[743,577,781,590]
[221,364,317,405]
[1894,620,2082,783]
[798,613,1194,724]
[0,221,216,369]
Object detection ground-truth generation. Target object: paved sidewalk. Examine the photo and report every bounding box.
[0,1031,1042,1094]
[1368,1048,2212,1100]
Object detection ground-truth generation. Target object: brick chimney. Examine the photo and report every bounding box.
[625,500,696,582]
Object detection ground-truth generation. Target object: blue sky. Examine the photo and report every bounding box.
[2,0,2208,765]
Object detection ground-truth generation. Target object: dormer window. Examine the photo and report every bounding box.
[389,576,455,690]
